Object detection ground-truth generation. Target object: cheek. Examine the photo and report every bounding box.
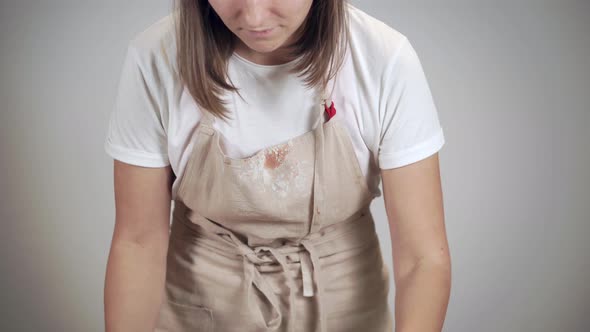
[284,0,313,24]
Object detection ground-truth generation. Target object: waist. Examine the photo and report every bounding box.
[170,201,378,266]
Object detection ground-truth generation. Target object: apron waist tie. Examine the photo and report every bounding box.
[233,238,326,332]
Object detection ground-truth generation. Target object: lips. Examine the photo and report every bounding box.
[246,25,273,30]
[245,27,274,38]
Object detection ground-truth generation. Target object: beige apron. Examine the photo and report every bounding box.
[155,84,393,332]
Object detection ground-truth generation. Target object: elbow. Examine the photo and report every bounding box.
[395,250,452,286]
[417,249,452,277]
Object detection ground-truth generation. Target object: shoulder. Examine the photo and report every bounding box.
[346,3,409,70]
[129,14,176,52]
[124,14,177,78]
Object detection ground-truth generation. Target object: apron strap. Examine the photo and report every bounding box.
[200,109,216,127]
[306,76,336,237]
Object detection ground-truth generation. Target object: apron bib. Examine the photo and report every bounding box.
[155,83,393,332]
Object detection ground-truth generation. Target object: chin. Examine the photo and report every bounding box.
[239,31,288,47]
[243,40,283,54]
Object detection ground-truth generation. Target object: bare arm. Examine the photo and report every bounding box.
[381,153,451,332]
[104,160,173,332]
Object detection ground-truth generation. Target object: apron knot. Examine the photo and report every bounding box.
[239,241,327,332]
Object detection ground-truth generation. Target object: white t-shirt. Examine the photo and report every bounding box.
[104,4,445,200]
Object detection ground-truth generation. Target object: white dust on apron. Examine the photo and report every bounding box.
[236,140,310,198]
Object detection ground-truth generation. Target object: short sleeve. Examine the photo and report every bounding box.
[103,44,170,167]
[378,37,445,169]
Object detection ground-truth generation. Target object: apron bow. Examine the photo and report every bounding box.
[230,238,327,332]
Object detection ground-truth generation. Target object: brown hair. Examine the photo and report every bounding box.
[173,0,350,120]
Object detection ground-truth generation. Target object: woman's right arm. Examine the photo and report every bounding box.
[104,160,174,332]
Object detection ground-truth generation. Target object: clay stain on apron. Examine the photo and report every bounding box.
[264,144,289,170]
[237,140,309,197]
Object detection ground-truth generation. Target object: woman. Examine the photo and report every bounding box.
[104,0,451,331]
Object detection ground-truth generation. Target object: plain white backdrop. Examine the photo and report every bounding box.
[1,0,588,331]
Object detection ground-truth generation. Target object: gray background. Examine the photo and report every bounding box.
[1,0,588,331]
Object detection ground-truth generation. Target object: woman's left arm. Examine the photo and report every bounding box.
[381,152,451,332]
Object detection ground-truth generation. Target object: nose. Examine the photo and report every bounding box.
[241,0,268,29]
